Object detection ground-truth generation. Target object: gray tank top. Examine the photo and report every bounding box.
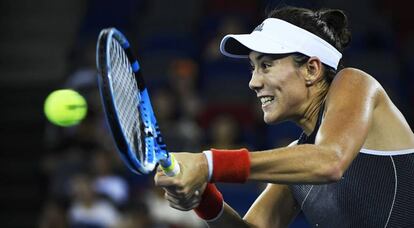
[290,105,414,228]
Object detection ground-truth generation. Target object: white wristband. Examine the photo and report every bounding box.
[202,150,213,182]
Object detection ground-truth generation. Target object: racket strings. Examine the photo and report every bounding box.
[109,39,145,163]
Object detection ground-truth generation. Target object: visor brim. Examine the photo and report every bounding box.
[220,33,296,58]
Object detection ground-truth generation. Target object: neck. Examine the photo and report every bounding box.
[295,81,329,135]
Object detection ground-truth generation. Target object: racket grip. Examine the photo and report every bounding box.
[160,154,180,177]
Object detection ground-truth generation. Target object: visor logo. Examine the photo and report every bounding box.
[253,23,264,32]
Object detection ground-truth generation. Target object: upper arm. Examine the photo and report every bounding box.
[316,68,380,170]
[243,184,299,228]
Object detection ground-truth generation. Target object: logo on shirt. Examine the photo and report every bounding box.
[253,23,264,32]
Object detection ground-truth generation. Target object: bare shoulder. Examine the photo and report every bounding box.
[333,67,381,89]
[327,68,414,149]
[326,67,383,106]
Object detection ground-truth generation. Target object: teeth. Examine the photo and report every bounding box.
[260,96,274,105]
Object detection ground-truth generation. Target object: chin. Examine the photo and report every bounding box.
[263,113,277,124]
[263,110,286,125]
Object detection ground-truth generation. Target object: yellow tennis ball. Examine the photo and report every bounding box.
[44,89,88,127]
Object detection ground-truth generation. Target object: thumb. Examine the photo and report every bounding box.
[154,171,177,188]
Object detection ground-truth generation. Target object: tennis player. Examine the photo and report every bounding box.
[155,6,414,227]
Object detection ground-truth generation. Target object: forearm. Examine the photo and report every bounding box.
[207,184,299,228]
[207,203,254,228]
[193,184,255,227]
[250,144,343,184]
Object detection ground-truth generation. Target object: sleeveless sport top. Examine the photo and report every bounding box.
[290,105,414,228]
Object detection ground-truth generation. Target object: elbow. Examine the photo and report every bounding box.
[317,148,347,183]
[315,163,344,183]
[324,163,345,182]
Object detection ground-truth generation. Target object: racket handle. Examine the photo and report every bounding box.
[160,154,180,177]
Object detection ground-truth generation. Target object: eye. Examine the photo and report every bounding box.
[260,62,272,70]
[249,62,255,72]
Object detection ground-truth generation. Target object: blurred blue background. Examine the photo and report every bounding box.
[0,0,413,227]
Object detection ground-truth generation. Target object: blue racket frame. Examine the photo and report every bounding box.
[96,28,172,175]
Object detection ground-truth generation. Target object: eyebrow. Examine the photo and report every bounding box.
[249,54,267,63]
[256,54,267,61]
[250,53,293,63]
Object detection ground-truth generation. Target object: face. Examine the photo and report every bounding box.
[248,51,308,124]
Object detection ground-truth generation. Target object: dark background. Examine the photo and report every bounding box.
[0,0,413,227]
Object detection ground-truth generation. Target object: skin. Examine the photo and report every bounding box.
[155,51,414,227]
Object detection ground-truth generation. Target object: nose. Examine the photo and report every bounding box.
[249,71,263,92]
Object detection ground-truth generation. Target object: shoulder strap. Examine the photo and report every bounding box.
[297,102,325,145]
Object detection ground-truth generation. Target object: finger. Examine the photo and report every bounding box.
[165,191,195,204]
[154,174,176,187]
[165,192,201,209]
[159,182,195,199]
[169,202,192,211]
[167,195,201,211]
[164,192,181,205]
[169,187,201,200]
[165,190,200,201]
[156,164,163,172]
[167,197,201,211]
[184,194,202,209]
[164,188,180,198]
[165,189,193,201]
[183,198,202,210]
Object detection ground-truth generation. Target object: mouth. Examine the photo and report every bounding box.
[259,96,275,107]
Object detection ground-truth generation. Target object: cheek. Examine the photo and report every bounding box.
[278,78,307,106]
[287,81,307,96]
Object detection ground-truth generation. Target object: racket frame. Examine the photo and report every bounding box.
[97,28,173,175]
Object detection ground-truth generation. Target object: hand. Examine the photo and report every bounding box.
[154,152,209,210]
[163,182,207,211]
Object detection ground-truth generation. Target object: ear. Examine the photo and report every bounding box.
[304,57,324,86]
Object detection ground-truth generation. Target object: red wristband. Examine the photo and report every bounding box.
[194,183,223,221]
[211,148,250,183]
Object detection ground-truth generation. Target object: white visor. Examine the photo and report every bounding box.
[220,18,342,70]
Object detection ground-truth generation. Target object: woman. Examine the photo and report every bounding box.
[155,6,414,227]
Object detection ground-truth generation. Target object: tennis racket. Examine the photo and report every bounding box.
[96,28,179,176]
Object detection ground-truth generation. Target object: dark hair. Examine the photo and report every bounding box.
[268,6,351,82]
